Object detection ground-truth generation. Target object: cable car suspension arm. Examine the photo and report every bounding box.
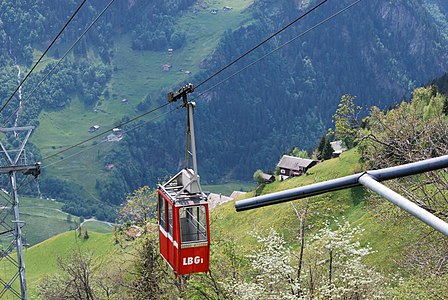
[167,84,203,197]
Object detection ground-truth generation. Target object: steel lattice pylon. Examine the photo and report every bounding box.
[0,127,40,300]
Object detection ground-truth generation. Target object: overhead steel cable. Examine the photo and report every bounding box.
[194,0,329,90]
[42,102,171,162]
[2,0,117,128]
[0,0,88,116]
[41,0,361,166]
[15,104,179,195]
[38,0,354,170]
[192,0,364,100]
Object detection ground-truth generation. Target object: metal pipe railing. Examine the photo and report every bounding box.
[358,174,448,236]
[235,155,448,236]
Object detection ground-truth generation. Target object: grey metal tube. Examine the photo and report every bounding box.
[235,155,448,212]
[368,155,448,181]
[359,174,448,237]
[235,174,360,211]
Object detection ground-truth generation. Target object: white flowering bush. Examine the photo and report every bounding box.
[223,219,387,300]
[305,218,385,299]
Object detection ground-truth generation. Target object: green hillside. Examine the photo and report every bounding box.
[19,196,76,246]
[211,149,407,271]
[30,0,254,202]
[18,196,113,246]
[0,203,114,299]
[26,231,117,299]
[0,0,445,221]
[7,142,447,298]
[0,196,81,248]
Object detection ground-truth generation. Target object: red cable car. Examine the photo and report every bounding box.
[157,84,210,275]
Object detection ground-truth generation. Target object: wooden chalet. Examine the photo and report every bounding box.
[330,140,348,157]
[277,155,318,180]
[260,172,275,183]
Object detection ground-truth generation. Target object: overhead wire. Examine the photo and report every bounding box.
[15,103,179,196]
[0,0,88,116]
[39,0,346,169]
[195,0,329,90]
[192,0,364,100]
[18,0,361,194]
[7,2,441,286]
[3,0,121,196]
[2,0,117,128]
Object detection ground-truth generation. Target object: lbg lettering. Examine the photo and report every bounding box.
[183,256,204,265]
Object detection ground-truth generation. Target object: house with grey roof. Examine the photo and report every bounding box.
[330,140,348,157]
[277,155,318,180]
[260,172,275,183]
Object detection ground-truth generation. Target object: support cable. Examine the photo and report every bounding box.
[194,0,329,90]
[193,0,363,100]
[15,104,180,196]
[2,0,116,127]
[39,0,362,164]
[10,0,349,164]
[13,0,363,199]
[0,0,88,116]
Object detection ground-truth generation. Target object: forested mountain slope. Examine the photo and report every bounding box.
[0,0,447,218]
[115,0,448,187]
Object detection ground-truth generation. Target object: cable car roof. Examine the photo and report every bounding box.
[159,168,207,205]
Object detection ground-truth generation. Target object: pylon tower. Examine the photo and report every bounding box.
[0,126,40,300]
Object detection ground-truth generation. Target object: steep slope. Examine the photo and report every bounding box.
[0,0,447,217]
[192,0,448,180]
[23,0,254,218]
[211,149,405,270]
[20,148,435,298]
[110,0,448,200]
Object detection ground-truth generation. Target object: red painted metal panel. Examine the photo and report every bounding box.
[178,245,210,275]
[158,189,211,276]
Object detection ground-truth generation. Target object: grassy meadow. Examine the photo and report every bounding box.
[211,148,416,273]
[0,147,427,298]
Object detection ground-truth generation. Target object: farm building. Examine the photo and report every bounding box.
[330,140,348,157]
[277,155,318,180]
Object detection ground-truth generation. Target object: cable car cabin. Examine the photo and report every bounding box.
[158,168,210,276]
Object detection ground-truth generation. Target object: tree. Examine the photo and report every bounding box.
[359,86,448,298]
[253,169,264,185]
[321,138,333,160]
[290,147,309,159]
[115,186,180,299]
[224,228,296,299]
[124,234,171,300]
[313,134,327,160]
[328,94,362,148]
[306,219,385,299]
[224,220,386,300]
[313,135,332,160]
[38,249,122,299]
[117,186,156,229]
